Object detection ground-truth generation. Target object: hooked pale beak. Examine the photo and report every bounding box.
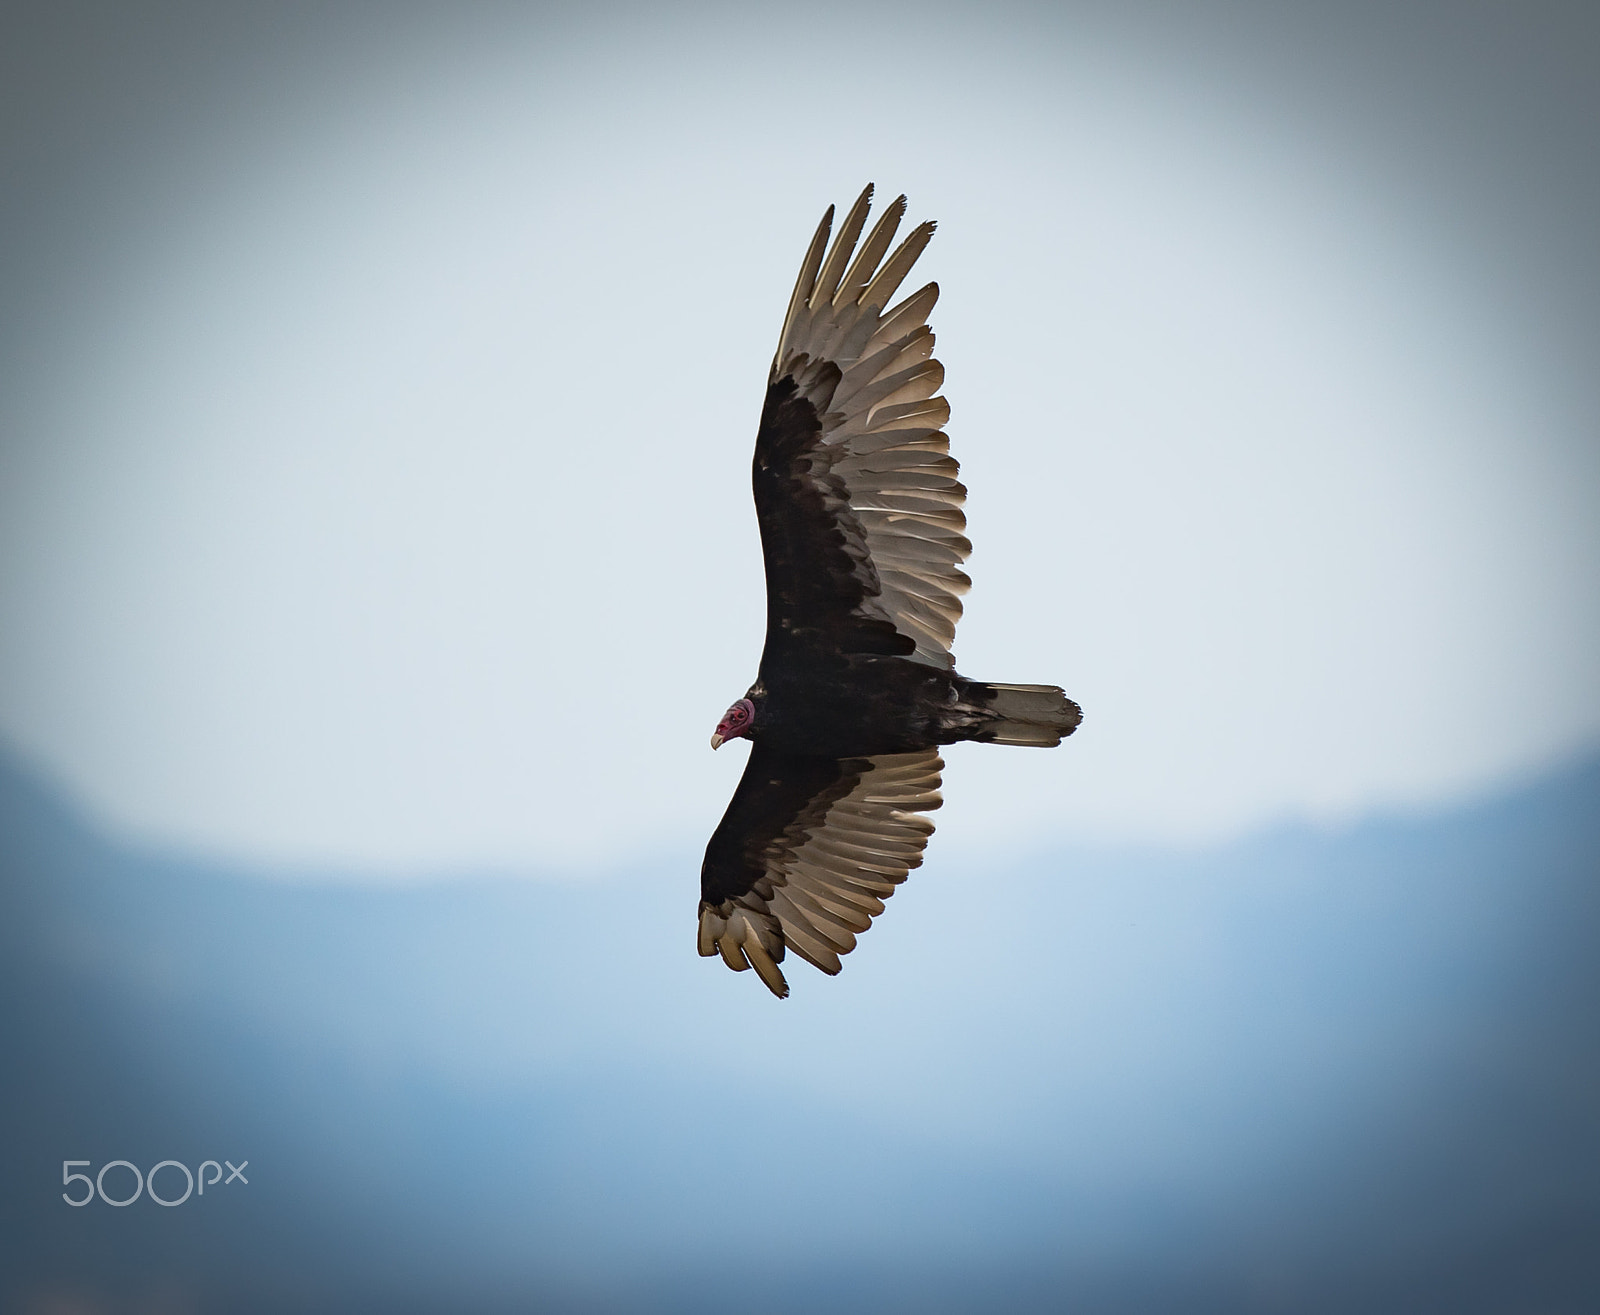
[710,733,724,750]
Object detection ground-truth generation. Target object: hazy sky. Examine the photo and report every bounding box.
[1,1,1597,875]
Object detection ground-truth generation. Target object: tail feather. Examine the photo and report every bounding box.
[979,682,1081,747]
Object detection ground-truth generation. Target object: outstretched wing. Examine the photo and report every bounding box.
[699,743,943,997]
[754,185,970,672]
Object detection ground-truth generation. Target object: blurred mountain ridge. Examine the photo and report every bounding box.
[1,743,1598,1313]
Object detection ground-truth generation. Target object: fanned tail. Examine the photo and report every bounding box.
[977,682,1082,747]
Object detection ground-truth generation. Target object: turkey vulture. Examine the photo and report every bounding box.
[701,185,1080,998]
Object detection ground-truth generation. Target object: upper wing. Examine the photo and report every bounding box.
[754,185,970,671]
[699,742,943,997]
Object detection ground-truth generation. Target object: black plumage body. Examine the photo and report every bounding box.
[746,655,966,756]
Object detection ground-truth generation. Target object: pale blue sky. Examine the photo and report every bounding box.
[1,2,1596,875]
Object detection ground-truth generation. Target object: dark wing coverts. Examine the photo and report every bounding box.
[755,185,970,671]
[700,746,943,998]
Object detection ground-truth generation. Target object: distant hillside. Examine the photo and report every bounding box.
[2,748,1598,1314]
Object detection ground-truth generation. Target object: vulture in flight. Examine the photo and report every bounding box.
[701,185,1080,997]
